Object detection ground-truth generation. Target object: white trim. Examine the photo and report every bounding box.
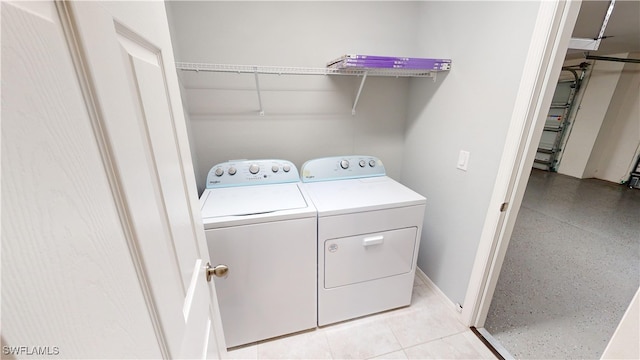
[460,0,582,327]
[415,267,458,312]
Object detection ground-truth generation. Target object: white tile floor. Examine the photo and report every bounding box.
[219,274,497,359]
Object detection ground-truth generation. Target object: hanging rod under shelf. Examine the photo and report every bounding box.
[175,62,438,78]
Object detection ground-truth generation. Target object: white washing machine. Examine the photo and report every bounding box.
[301,156,426,326]
[200,159,317,348]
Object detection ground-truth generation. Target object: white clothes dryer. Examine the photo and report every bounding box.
[200,159,317,348]
[301,156,426,326]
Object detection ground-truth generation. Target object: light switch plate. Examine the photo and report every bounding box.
[457,150,470,171]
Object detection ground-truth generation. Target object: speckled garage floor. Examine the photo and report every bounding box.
[485,169,640,359]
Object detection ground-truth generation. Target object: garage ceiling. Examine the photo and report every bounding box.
[567,0,640,59]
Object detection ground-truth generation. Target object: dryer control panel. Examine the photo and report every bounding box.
[206,159,300,188]
[301,155,386,182]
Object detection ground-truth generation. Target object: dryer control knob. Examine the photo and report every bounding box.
[272,165,279,173]
[249,164,260,174]
[369,160,376,167]
[359,160,366,167]
[283,165,291,172]
[228,167,237,176]
[214,167,224,177]
[340,160,350,169]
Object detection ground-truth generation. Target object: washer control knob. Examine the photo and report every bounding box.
[283,165,291,172]
[272,165,279,173]
[359,160,366,167]
[340,160,350,169]
[214,167,224,177]
[249,164,260,174]
[228,167,237,176]
[369,160,376,167]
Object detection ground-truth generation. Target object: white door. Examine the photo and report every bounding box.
[2,1,223,358]
[63,1,225,357]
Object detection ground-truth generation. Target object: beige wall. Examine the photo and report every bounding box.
[558,53,640,182]
[166,2,419,193]
[584,56,640,183]
[401,1,540,304]
[166,1,543,305]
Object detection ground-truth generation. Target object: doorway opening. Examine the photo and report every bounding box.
[480,53,640,359]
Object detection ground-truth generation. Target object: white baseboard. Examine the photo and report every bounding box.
[415,267,459,312]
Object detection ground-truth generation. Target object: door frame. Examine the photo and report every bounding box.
[461,0,582,327]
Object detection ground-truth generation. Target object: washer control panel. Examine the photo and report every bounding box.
[301,155,386,182]
[206,159,299,188]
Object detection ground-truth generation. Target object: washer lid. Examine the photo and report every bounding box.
[201,183,309,218]
[302,176,426,216]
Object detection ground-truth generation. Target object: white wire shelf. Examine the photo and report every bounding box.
[175,62,448,115]
[175,62,440,78]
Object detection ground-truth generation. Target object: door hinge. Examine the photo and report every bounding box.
[500,202,509,212]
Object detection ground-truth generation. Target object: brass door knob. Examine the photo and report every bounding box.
[206,263,229,282]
